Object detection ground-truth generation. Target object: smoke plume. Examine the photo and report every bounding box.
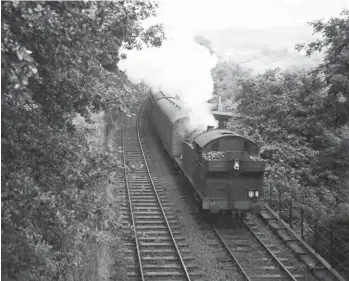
[118,4,218,132]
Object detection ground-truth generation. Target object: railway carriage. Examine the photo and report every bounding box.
[149,91,195,157]
[149,90,266,216]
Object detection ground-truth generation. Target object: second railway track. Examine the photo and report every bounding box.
[122,102,202,281]
[212,214,312,281]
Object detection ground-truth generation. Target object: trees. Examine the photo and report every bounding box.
[193,36,215,55]
[228,69,325,204]
[294,9,349,210]
[210,61,251,110]
[2,1,164,124]
[224,65,349,275]
[1,1,164,280]
[296,9,349,127]
[210,9,349,216]
[212,10,349,267]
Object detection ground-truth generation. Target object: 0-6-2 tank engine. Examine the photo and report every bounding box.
[149,90,266,217]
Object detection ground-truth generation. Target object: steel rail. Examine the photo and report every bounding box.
[136,99,192,280]
[244,219,299,281]
[213,226,252,281]
[122,112,145,280]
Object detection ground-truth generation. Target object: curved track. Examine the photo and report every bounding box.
[212,214,308,281]
[122,101,197,281]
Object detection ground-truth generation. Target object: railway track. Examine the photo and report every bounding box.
[132,97,344,281]
[121,102,202,281]
[137,99,313,281]
[211,214,311,281]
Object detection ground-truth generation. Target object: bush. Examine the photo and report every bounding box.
[1,1,163,280]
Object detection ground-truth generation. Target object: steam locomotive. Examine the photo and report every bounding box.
[149,90,266,217]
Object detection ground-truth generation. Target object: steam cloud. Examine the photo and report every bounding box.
[118,15,218,132]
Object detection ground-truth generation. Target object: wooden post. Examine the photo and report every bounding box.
[289,197,293,228]
[301,206,304,240]
[278,190,281,215]
[314,219,318,252]
[330,223,333,268]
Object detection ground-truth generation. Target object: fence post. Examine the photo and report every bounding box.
[314,219,318,252]
[289,197,293,228]
[301,206,304,240]
[278,190,282,215]
[330,223,333,268]
[269,186,272,206]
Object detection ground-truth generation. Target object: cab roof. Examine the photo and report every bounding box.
[194,129,237,147]
[194,129,259,149]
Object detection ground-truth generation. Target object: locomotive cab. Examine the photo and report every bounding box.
[191,129,265,214]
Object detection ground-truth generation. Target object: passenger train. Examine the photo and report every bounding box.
[149,90,266,218]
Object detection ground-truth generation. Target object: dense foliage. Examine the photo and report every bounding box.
[1,1,164,280]
[230,69,349,213]
[212,8,349,251]
[211,61,251,110]
[296,10,349,127]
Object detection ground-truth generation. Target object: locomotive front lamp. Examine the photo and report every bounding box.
[248,190,259,198]
[234,160,240,170]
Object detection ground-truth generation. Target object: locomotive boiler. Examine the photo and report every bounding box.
[149,90,266,217]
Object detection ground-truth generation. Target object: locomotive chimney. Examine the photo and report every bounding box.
[218,95,222,111]
[207,125,214,131]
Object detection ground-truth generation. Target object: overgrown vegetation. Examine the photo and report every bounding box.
[212,9,349,272]
[212,8,349,216]
[1,1,164,280]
